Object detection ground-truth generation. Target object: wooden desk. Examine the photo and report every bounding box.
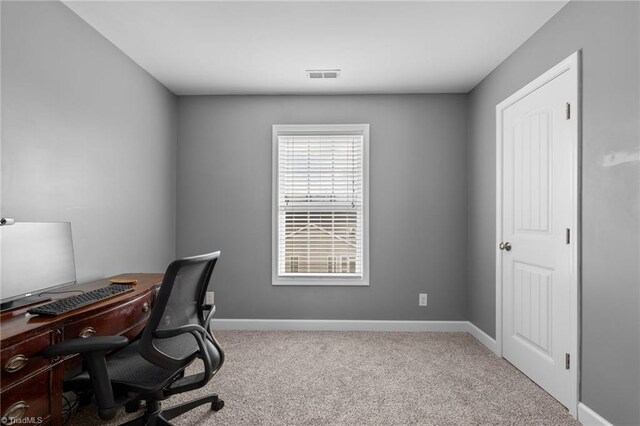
[0,273,163,426]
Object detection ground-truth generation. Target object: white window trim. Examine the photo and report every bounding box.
[272,124,370,286]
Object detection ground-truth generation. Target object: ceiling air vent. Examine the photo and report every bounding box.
[306,69,340,79]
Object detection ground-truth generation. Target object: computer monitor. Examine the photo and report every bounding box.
[0,222,77,311]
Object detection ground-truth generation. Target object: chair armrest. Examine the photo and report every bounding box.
[150,325,213,389]
[204,305,216,330]
[150,307,224,396]
[204,304,225,377]
[42,336,129,358]
[42,336,128,421]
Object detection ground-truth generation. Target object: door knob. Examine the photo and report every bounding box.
[499,242,505,250]
[499,242,512,251]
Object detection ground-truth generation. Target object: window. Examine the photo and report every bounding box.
[272,124,369,286]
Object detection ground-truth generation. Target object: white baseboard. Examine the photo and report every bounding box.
[210,319,500,354]
[210,319,469,332]
[467,321,499,355]
[577,403,614,426]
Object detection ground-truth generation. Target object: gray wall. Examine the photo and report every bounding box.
[177,95,468,320]
[1,1,177,283]
[466,2,640,424]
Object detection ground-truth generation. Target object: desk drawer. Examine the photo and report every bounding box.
[0,371,51,425]
[63,291,153,341]
[0,331,53,389]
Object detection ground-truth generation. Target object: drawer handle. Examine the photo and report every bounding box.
[4,354,29,373]
[3,401,29,420]
[79,327,96,338]
[142,302,150,313]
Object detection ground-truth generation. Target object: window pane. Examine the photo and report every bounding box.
[281,211,360,275]
[277,132,364,279]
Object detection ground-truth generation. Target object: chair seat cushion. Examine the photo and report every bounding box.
[66,335,220,394]
[66,341,179,393]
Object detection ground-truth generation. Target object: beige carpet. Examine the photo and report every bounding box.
[69,331,580,425]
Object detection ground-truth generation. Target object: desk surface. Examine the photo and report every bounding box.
[0,273,163,344]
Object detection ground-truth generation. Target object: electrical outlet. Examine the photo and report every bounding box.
[419,293,428,307]
[205,292,215,305]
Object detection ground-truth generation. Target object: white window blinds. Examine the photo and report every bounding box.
[277,134,364,278]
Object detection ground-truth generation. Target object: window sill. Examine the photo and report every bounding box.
[272,278,369,287]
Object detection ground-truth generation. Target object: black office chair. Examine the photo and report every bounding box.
[43,252,225,426]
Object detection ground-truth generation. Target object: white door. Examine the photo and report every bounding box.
[499,66,577,409]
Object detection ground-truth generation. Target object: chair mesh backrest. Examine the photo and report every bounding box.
[140,252,219,365]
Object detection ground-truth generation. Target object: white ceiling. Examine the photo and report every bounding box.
[63,1,568,95]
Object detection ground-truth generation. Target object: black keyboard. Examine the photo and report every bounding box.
[28,285,134,316]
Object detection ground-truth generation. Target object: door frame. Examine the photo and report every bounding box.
[495,51,581,417]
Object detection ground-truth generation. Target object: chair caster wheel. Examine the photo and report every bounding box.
[211,399,225,411]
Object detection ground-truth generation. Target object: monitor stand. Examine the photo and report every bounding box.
[0,295,52,314]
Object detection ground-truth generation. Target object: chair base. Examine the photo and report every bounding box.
[120,394,223,426]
